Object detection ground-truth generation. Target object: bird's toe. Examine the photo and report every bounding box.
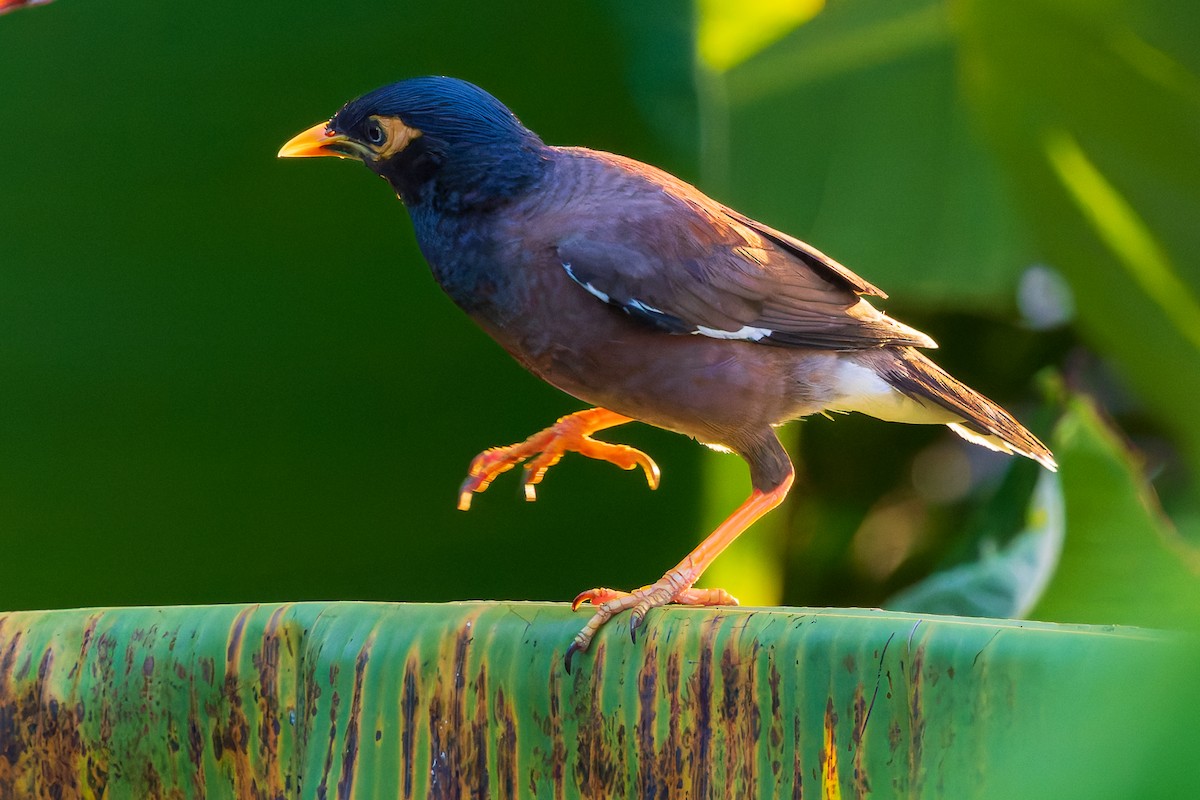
[571,587,629,610]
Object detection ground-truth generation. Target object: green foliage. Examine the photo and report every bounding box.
[1034,392,1200,628]
[885,469,1064,618]
[885,384,1200,624]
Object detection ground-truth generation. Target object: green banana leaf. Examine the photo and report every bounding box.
[885,469,1064,618]
[1,602,1193,798]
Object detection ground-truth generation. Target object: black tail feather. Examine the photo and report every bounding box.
[881,349,1057,471]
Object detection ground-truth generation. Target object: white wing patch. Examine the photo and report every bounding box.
[627,297,666,316]
[561,261,773,342]
[693,325,772,341]
[562,262,610,304]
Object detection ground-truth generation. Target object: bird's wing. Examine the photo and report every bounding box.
[722,209,887,299]
[553,159,935,351]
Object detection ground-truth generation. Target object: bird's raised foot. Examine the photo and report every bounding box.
[564,580,738,673]
[457,408,659,510]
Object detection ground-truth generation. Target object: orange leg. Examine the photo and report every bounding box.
[458,407,660,511]
[564,469,795,673]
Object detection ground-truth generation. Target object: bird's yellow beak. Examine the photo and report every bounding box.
[277,121,357,159]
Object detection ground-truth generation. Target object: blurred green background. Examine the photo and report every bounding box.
[1,0,1197,623]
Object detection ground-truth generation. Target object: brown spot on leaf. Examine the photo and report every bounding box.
[425,614,493,799]
[907,644,926,795]
[851,685,871,798]
[494,686,518,800]
[337,638,372,800]
[401,656,419,800]
[572,639,624,799]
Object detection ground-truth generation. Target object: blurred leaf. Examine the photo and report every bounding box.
[712,0,1036,306]
[619,0,1037,306]
[886,469,1064,617]
[886,386,1200,626]
[1042,128,1200,351]
[957,0,1200,474]
[696,0,824,72]
[610,0,702,168]
[1033,393,1200,628]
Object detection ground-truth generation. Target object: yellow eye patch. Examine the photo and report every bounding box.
[371,116,423,159]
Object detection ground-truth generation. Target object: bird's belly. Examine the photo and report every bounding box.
[482,310,826,445]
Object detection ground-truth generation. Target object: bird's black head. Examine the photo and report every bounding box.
[279,76,547,212]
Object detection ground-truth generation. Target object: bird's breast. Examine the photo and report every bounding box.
[411,208,519,320]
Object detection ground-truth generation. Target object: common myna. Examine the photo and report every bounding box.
[279,76,1055,671]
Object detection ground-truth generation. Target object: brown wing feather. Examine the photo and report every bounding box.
[550,149,935,351]
[722,209,888,298]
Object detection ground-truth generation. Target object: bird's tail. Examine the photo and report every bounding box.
[875,349,1057,471]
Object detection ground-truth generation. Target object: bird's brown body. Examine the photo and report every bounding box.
[280,76,1054,671]
[427,147,1042,490]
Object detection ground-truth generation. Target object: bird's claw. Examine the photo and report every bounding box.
[563,639,582,675]
[571,587,629,611]
[457,413,659,511]
[458,447,518,510]
[563,579,739,672]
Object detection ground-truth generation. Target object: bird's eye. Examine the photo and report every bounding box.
[366,121,386,145]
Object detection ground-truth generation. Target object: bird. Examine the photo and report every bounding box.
[279,76,1056,672]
